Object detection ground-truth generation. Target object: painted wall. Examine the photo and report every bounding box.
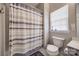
[43,3,50,48]
[0,4,5,56]
[36,3,44,12]
[68,4,76,37]
[0,4,9,56]
[77,4,79,37]
[50,3,66,12]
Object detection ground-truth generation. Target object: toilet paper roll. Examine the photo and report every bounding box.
[64,48,69,55]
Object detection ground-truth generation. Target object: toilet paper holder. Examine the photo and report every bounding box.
[0,7,4,14]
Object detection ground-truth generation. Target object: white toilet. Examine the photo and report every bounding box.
[47,36,65,56]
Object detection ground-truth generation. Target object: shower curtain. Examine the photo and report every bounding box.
[9,3,43,55]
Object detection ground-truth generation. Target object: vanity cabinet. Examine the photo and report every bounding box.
[67,40,79,56]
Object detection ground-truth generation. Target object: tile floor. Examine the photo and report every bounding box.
[39,48,49,56]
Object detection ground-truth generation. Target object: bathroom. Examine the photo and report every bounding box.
[0,3,79,56]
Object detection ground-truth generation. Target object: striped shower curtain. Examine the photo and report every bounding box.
[9,3,43,55]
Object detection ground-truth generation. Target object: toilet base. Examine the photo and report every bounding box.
[47,44,59,56]
[47,49,59,56]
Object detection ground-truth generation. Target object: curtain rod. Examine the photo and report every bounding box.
[23,3,43,14]
[4,3,43,14]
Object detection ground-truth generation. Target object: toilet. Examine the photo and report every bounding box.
[47,36,65,56]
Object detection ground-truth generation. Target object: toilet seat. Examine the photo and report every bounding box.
[47,44,58,52]
[47,44,59,56]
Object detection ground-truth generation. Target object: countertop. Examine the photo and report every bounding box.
[67,39,79,50]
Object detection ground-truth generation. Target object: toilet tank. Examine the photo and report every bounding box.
[52,36,65,48]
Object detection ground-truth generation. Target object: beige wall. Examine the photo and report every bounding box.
[68,4,76,37]
[43,3,50,48]
[50,3,66,12]
[36,3,44,12]
[0,4,5,56]
[0,5,2,55]
[77,4,79,37]
[0,4,9,56]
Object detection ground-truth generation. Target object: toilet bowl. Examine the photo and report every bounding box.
[47,36,65,56]
[47,44,59,56]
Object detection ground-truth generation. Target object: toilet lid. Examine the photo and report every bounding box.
[47,44,58,52]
